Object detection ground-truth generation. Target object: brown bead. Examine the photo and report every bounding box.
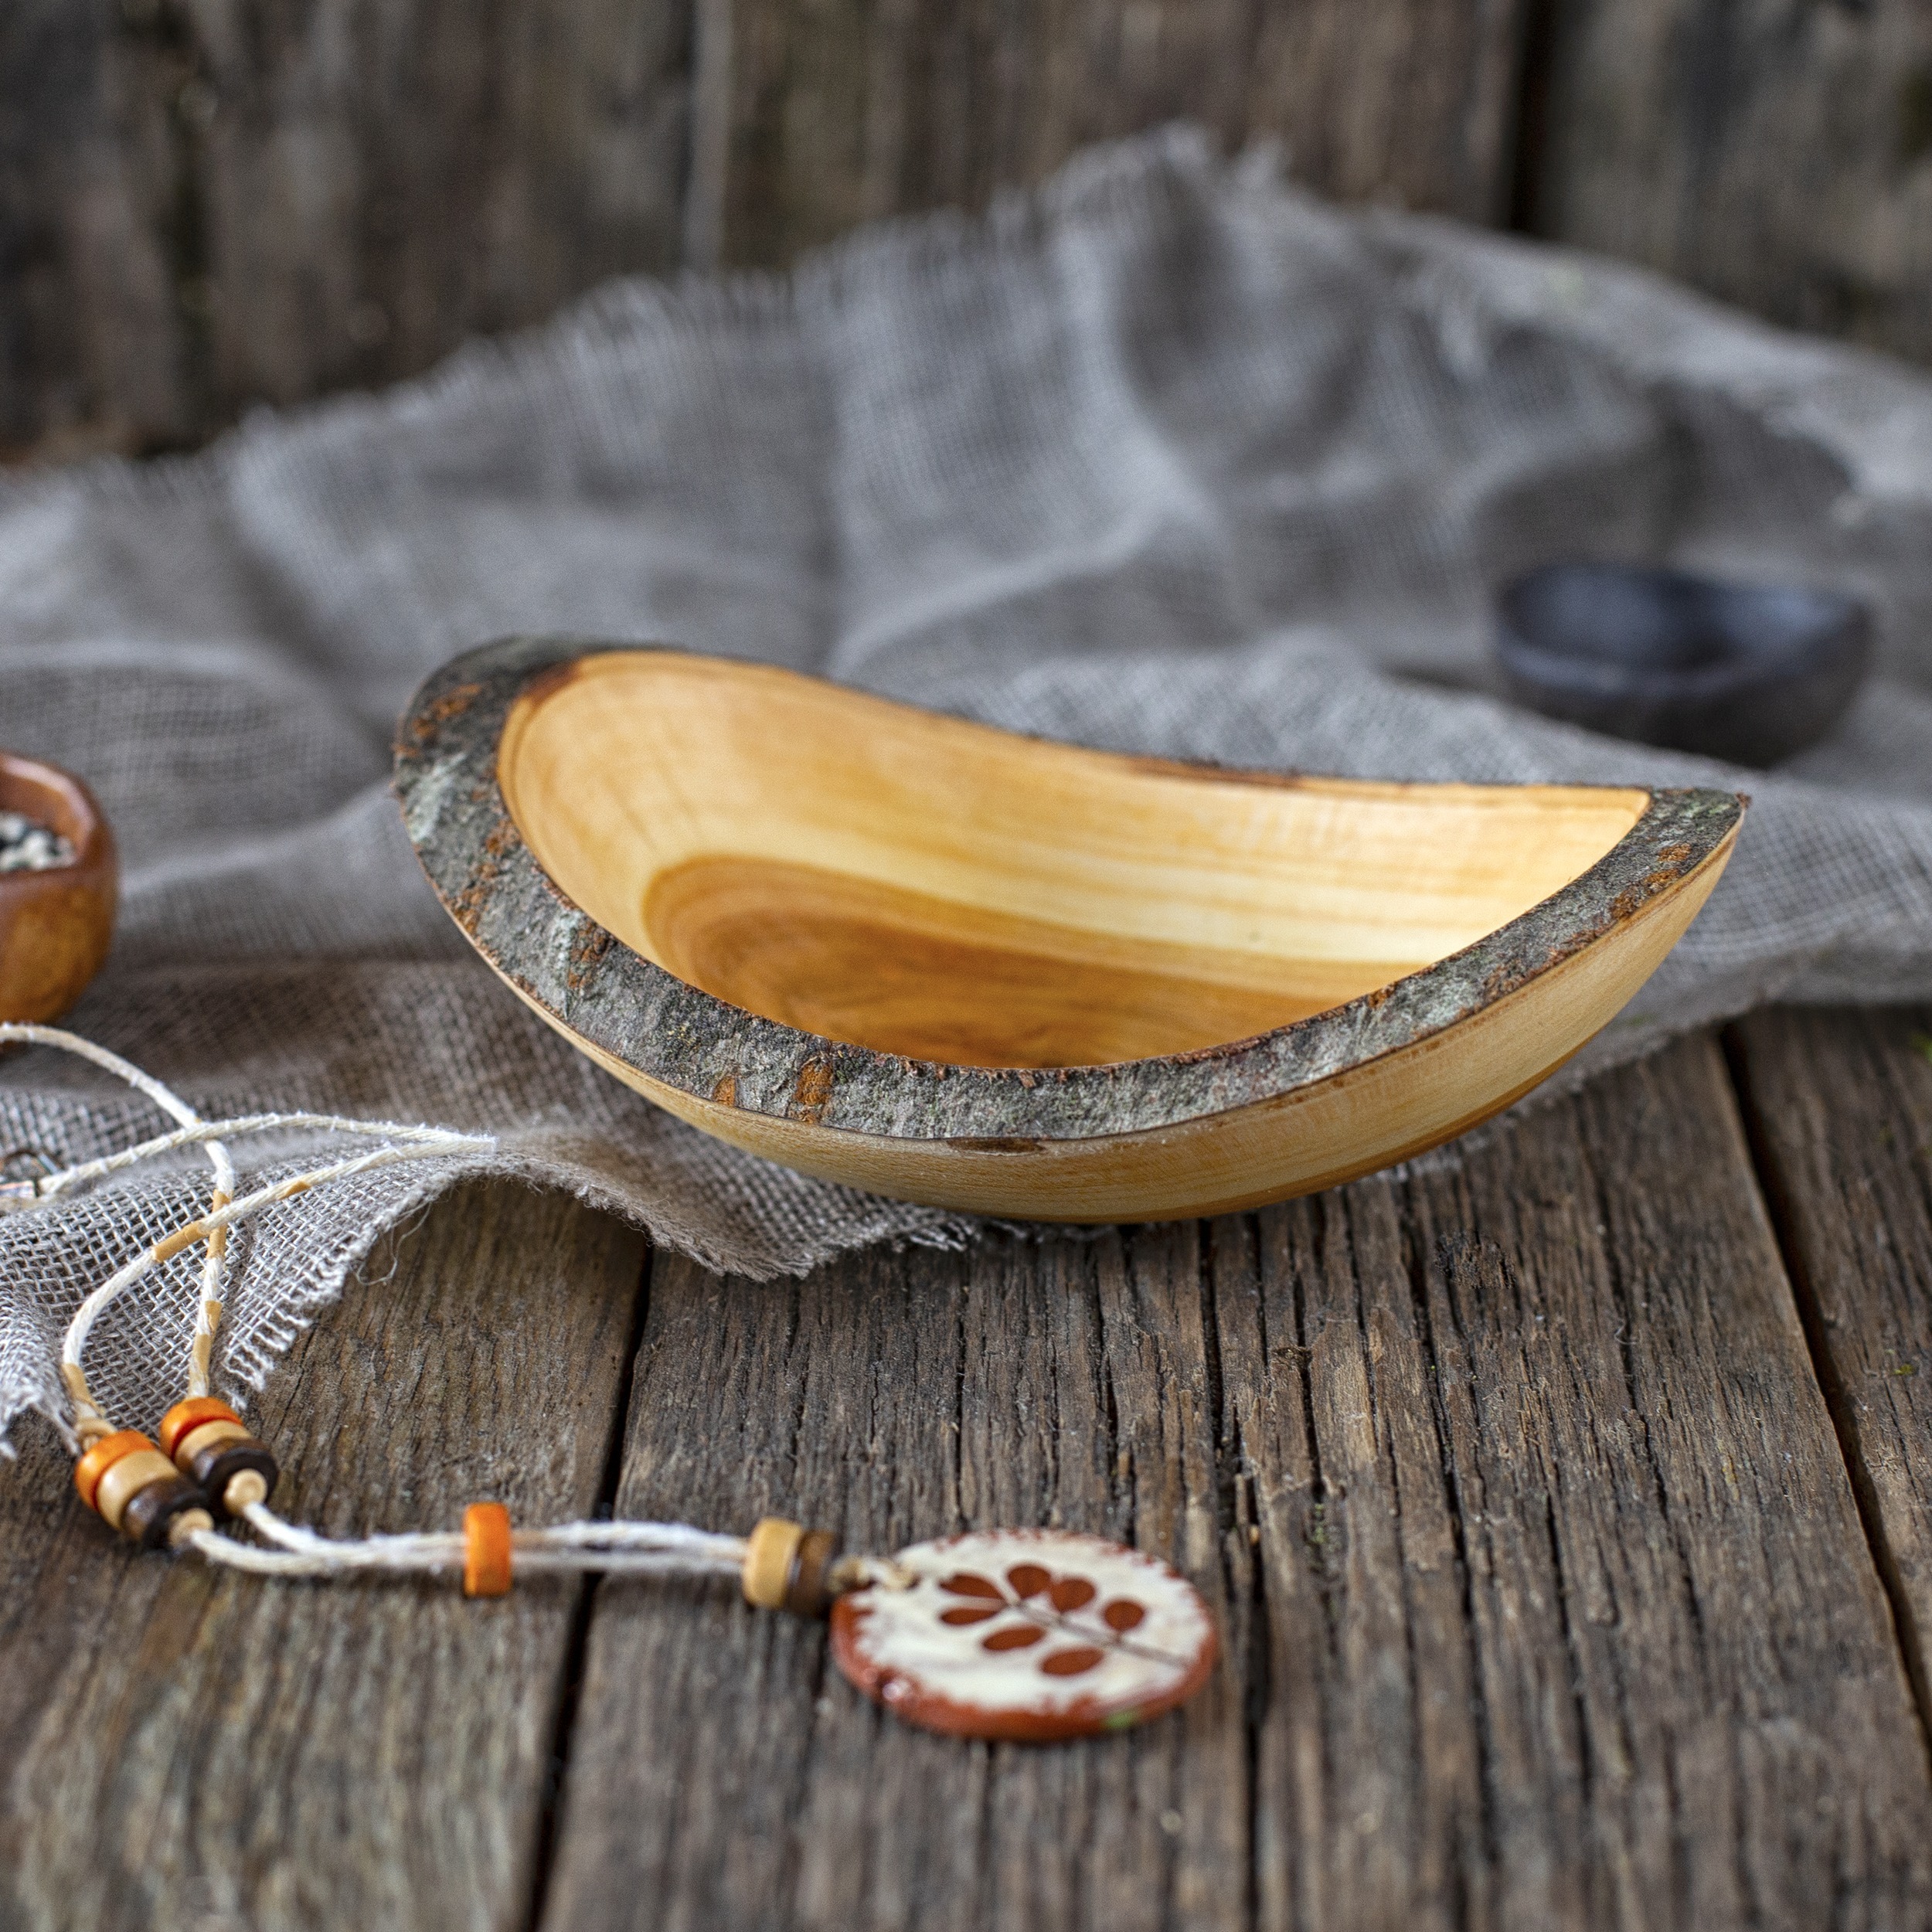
[182,1432,278,1519]
[118,1472,213,1550]
[158,1396,241,1461]
[784,1529,842,1618]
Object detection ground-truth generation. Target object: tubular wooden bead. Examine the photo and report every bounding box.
[74,1429,158,1512]
[742,1516,805,1610]
[118,1473,214,1550]
[94,1448,181,1532]
[218,1468,271,1513]
[175,1417,251,1464]
[464,1502,513,1598]
[169,1508,216,1547]
[158,1396,241,1461]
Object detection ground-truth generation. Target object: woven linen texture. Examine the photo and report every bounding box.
[5,128,1932,1449]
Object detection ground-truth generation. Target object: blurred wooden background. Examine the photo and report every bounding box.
[5,0,1932,464]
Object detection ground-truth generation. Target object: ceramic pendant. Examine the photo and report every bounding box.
[829,1529,1216,1741]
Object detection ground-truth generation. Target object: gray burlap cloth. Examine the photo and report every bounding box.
[5,128,1932,1451]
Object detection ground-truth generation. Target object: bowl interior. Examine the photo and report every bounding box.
[498,655,1648,1069]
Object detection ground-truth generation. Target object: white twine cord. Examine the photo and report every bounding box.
[185,1508,910,1588]
[60,1137,492,1375]
[15,1109,491,1202]
[0,1025,489,1421]
[182,1502,752,1580]
[7,1026,904,1597]
[2,1022,235,1416]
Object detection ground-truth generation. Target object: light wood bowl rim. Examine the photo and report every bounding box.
[393,638,1746,1149]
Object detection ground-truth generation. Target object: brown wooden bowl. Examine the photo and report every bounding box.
[396,641,1746,1222]
[0,752,117,1023]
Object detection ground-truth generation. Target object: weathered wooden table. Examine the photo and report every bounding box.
[3,1005,1930,1930]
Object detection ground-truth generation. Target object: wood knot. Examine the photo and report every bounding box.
[403,682,481,746]
[789,1055,835,1124]
[565,923,615,993]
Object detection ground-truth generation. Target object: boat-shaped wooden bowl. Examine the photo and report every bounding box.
[396,641,1744,1222]
[0,751,117,1024]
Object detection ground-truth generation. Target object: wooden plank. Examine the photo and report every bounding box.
[1,0,692,464]
[1398,1033,1932,1924]
[18,0,1932,463]
[0,1181,645,1932]
[1529,0,1932,366]
[540,1030,1932,1928]
[689,0,1534,269]
[0,2,191,461]
[4,0,1534,456]
[1222,1030,1932,1927]
[1726,1005,1932,1718]
[538,1233,1251,1932]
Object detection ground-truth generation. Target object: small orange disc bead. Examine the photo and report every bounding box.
[464,1502,513,1598]
[158,1396,237,1460]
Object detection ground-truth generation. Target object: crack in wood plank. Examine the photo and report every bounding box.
[1725,1008,1932,1779]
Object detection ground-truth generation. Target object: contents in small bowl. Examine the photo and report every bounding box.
[0,811,77,873]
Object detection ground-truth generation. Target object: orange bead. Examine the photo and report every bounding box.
[158,1397,240,1461]
[463,1502,512,1598]
[73,1430,155,1512]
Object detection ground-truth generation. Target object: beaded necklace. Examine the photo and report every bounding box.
[2,1023,1216,1743]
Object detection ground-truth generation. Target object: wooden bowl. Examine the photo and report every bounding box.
[396,641,1745,1222]
[0,752,117,1024]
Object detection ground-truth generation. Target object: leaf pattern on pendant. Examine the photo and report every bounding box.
[830,1529,1218,1741]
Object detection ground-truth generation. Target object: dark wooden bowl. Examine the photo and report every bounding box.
[1496,561,1872,767]
[0,752,117,1023]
